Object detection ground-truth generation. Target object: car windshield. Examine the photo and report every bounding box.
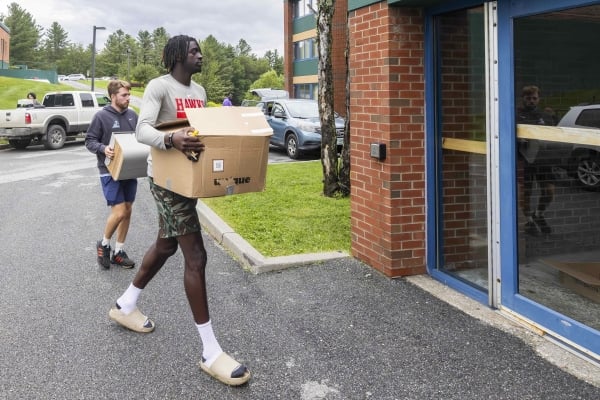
[286,101,319,118]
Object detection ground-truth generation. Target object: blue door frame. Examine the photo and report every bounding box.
[425,0,600,358]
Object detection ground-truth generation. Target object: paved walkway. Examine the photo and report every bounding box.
[1,136,599,399]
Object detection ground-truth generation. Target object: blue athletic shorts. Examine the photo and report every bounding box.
[100,176,137,206]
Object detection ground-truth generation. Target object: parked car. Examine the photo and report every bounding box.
[259,98,345,159]
[67,73,87,81]
[555,104,600,189]
[0,91,109,150]
[57,75,67,81]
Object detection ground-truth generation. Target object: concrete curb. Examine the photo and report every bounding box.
[196,200,349,274]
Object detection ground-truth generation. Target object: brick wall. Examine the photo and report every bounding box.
[283,1,294,96]
[349,3,426,277]
[0,24,9,68]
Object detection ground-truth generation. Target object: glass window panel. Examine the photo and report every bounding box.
[514,4,600,331]
[435,6,488,291]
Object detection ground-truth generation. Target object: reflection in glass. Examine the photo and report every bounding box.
[435,6,488,290]
[514,5,600,331]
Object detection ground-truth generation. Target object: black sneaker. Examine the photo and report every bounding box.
[97,241,111,269]
[533,214,552,235]
[111,250,135,269]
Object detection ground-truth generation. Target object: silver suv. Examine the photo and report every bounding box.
[556,104,600,189]
[259,99,345,159]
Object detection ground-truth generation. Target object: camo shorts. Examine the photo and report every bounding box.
[149,178,201,238]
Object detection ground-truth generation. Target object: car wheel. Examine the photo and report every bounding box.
[8,138,31,150]
[575,154,600,190]
[285,133,301,159]
[43,124,67,150]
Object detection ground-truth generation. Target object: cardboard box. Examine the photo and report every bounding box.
[105,132,150,180]
[543,260,600,303]
[152,107,272,198]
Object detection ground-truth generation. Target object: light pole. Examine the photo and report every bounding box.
[91,25,106,92]
[126,48,131,82]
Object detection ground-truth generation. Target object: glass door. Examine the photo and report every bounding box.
[498,0,600,359]
[428,3,499,305]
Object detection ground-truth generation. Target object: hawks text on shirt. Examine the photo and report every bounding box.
[176,97,205,119]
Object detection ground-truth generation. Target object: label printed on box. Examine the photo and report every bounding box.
[212,159,224,172]
[213,177,252,186]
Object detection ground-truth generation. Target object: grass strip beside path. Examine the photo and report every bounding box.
[202,160,351,257]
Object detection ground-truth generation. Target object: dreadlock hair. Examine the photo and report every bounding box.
[162,35,199,72]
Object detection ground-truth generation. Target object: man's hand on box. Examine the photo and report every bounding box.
[104,145,114,159]
[172,127,205,151]
[173,127,205,162]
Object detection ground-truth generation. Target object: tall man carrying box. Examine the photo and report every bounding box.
[107,35,251,386]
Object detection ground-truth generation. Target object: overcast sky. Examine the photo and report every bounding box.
[4,0,284,56]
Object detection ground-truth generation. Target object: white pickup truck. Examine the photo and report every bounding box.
[0,91,110,150]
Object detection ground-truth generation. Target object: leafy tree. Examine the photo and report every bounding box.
[235,39,252,57]
[1,3,41,68]
[55,43,89,76]
[136,30,153,65]
[130,64,159,86]
[264,49,284,75]
[97,29,136,77]
[2,2,285,105]
[40,22,70,70]
[196,35,233,103]
[151,27,169,73]
[227,39,273,104]
[245,70,284,99]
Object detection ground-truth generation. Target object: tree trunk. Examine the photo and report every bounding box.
[316,0,339,197]
[338,6,351,196]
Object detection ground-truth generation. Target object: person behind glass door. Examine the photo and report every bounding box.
[516,85,557,236]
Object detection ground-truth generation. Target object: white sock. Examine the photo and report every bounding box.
[196,320,223,367]
[115,242,125,253]
[116,283,142,315]
[102,237,110,247]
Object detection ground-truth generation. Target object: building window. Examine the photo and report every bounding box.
[293,0,315,19]
[294,83,317,100]
[294,38,317,60]
[295,41,306,60]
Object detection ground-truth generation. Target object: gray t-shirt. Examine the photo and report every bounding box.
[136,74,207,177]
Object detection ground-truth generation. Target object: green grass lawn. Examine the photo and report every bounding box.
[0,76,69,109]
[202,160,351,257]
